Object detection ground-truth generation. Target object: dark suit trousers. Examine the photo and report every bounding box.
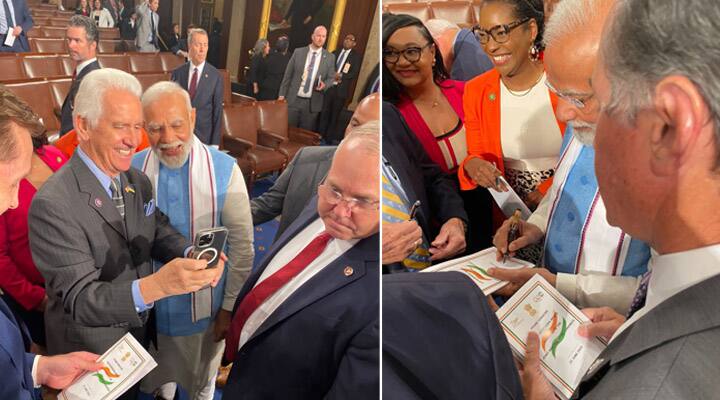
[288,97,319,131]
[0,34,26,52]
[318,85,346,144]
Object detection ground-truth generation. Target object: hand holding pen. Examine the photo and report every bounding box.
[503,209,523,264]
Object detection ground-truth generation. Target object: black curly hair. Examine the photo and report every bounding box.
[382,13,450,104]
[483,0,546,52]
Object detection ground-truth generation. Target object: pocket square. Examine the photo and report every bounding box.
[144,199,155,216]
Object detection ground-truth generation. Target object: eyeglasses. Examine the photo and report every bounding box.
[544,80,593,109]
[318,184,379,212]
[472,17,530,45]
[382,43,432,64]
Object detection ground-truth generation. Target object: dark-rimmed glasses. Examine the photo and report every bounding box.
[472,17,530,45]
[318,184,379,212]
[545,80,592,109]
[382,43,432,64]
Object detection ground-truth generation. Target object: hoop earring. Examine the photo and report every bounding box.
[529,43,541,62]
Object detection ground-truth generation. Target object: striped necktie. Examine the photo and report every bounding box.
[626,270,652,318]
[110,177,125,218]
[381,170,430,270]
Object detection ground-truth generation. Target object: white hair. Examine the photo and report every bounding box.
[340,120,379,154]
[73,68,142,128]
[543,0,614,48]
[424,19,458,39]
[141,81,192,113]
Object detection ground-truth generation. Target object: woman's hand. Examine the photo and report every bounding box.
[464,158,507,191]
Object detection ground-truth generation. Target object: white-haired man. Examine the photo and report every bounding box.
[522,0,720,397]
[132,81,254,400]
[425,18,493,82]
[489,0,650,315]
[28,69,224,400]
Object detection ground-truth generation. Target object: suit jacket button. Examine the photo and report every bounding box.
[344,266,353,276]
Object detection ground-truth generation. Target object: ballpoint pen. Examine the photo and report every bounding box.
[408,200,421,220]
[504,209,523,264]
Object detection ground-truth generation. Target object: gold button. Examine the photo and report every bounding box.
[343,266,354,276]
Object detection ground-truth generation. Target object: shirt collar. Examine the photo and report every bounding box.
[76,57,97,75]
[76,146,114,197]
[190,60,206,73]
[645,243,720,311]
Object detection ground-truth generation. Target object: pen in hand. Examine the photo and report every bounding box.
[408,200,421,220]
[504,209,523,264]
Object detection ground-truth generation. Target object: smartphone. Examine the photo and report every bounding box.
[192,227,229,268]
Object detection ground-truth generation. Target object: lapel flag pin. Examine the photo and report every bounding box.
[489,93,497,101]
[125,186,135,194]
[343,266,354,276]
[95,198,102,207]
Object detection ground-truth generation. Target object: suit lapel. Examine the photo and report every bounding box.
[70,155,127,240]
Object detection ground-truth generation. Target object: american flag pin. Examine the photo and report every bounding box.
[343,266,354,276]
[95,198,102,207]
[125,186,135,194]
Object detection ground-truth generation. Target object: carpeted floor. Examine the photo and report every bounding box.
[138,176,279,400]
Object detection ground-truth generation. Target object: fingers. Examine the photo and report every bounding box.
[487,295,499,312]
[581,306,620,322]
[524,331,541,370]
[68,352,103,371]
[487,267,524,283]
[577,320,621,339]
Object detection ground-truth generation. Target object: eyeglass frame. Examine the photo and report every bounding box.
[317,183,379,212]
[382,42,433,65]
[472,17,531,45]
[544,79,593,109]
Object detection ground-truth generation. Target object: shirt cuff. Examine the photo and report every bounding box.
[555,272,578,305]
[32,355,41,388]
[131,280,154,313]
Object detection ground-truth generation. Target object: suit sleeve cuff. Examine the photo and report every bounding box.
[131,280,153,313]
[555,273,578,305]
[32,354,41,388]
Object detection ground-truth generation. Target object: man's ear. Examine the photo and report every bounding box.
[650,76,710,175]
[75,115,91,142]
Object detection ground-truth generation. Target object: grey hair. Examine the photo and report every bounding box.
[68,15,99,44]
[340,120,379,154]
[253,38,269,57]
[602,0,720,140]
[188,28,208,44]
[73,68,142,128]
[543,0,613,48]
[424,19,458,39]
[141,81,192,113]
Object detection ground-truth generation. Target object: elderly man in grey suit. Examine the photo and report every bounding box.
[135,0,159,52]
[251,92,379,242]
[27,69,225,400]
[520,0,720,398]
[278,25,335,132]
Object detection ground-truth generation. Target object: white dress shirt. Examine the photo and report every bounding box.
[611,244,720,342]
[297,46,322,98]
[75,57,97,76]
[186,61,205,90]
[336,49,350,73]
[238,218,358,349]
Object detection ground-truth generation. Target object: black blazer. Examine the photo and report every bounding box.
[383,272,523,399]
[171,62,224,145]
[223,197,379,399]
[0,298,34,399]
[381,101,468,241]
[60,60,101,136]
[332,48,361,98]
[258,50,290,101]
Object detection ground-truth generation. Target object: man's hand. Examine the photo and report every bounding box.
[35,295,49,312]
[493,219,544,261]
[464,158,506,191]
[36,352,103,389]
[429,217,466,261]
[12,26,22,37]
[525,190,544,211]
[213,309,233,342]
[303,15,312,24]
[316,79,326,91]
[139,256,225,303]
[578,307,626,341]
[278,95,285,101]
[487,267,556,297]
[382,220,422,264]
[520,332,556,400]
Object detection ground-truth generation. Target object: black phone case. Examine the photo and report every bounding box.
[193,227,229,268]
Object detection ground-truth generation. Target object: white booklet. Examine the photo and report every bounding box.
[488,175,532,220]
[59,333,157,400]
[496,275,607,400]
[421,247,534,295]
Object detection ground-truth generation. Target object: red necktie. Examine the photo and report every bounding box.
[72,69,77,80]
[224,232,332,361]
[188,67,198,99]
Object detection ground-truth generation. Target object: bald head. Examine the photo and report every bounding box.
[345,93,380,136]
[311,25,327,49]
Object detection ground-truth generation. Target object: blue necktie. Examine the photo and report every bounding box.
[303,51,317,93]
[336,50,344,70]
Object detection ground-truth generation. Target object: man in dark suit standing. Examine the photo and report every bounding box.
[278,25,335,132]
[60,16,101,136]
[318,33,362,144]
[0,0,33,52]
[0,86,106,400]
[28,69,225,400]
[171,28,223,146]
[282,0,323,51]
[223,122,380,399]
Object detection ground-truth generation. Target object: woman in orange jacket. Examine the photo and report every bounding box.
[460,0,566,233]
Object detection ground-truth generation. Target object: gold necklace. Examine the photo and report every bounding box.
[504,72,544,97]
